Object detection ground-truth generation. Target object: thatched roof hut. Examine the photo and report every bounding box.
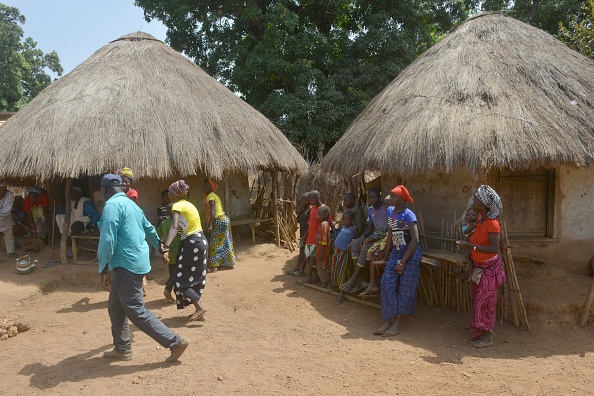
[0,32,307,180]
[320,13,594,177]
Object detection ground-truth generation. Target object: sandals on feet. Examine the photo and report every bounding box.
[470,338,494,348]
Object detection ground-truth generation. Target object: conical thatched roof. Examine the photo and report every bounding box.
[321,13,594,176]
[0,32,307,180]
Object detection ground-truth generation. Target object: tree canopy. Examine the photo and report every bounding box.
[0,4,63,112]
[136,0,488,156]
[134,1,588,156]
[558,0,594,60]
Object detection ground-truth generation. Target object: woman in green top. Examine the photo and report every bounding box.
[163,180,208,321]
[204,179,236,272]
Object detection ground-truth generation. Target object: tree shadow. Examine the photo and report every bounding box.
[18,344,170,390]
[270,256,594,365]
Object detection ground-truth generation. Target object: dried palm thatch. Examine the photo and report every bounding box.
[321,13,594,177]
[0,32,307,180]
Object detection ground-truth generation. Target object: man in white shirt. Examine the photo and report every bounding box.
[0,182,17,258]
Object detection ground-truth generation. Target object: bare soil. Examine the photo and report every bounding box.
[0,242,593,395]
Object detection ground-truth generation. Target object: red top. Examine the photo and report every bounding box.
[23,192,50,213]
[469,218,500,263]
[305,204,332,245]
[126,189,139,203]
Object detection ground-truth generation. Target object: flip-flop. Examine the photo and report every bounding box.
[188,309,208,321]
[43,259,60,268]
[470,339,494,348]
[339,283,353,292]
[382,326,401,337]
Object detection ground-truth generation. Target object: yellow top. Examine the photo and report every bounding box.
[171,199,202,235]
[206,192,225,218]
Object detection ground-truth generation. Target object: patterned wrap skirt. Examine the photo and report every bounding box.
[380,245,423,320]
[471,255,505,340]
[174,231,208,310]
[209,214,236,268]
[330,247,351,287]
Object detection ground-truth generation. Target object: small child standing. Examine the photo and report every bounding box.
[332,211,357,304]
[315,206,333,288]
[462,208,478,239]
[156,204,187,301]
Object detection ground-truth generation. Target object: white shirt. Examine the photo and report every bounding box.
[0,190,14,232]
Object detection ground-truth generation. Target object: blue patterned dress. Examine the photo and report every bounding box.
[380,207,422,320]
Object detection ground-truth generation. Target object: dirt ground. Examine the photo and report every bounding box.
[0,241,593,396]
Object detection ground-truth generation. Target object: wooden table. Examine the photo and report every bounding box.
[71,235,99,265]
[230,218,273,243]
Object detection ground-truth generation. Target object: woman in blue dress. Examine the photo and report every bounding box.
[375,185,422,337]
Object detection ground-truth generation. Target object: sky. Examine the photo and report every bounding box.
[7,0,168,76]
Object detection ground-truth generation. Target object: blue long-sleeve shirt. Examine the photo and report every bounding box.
[56,199,100,226]
[98,192,159,274]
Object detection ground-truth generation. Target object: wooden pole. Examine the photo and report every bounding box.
[301,283,381,309]
[60,178,72,264]
[50,199,57,260]
[271,172,280,247]
[579,267,594,327]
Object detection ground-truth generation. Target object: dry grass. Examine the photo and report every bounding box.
[0,32,307,180]
[321,13,594,176]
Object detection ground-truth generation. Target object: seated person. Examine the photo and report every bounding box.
[56,186,99,236]
[23,186,50,241]
[12,195,31,237]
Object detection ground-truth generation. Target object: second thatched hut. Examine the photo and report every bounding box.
[321,13,594,272]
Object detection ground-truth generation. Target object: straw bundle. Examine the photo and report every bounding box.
[321,13,594,177]
[0,32,307,181]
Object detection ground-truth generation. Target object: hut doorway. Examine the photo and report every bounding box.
[497,169,555,238]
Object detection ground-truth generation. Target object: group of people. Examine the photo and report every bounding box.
[290,184,505,348]
[97,171,237,363]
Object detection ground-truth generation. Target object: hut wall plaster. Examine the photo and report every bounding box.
[382,166,594,273]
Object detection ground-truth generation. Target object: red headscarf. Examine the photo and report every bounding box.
[391,185,414,204]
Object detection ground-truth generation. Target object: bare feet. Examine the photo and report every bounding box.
[359,284,379,296]
[374,320,392,335]
[335,291,345,304]
[163,290,175,301]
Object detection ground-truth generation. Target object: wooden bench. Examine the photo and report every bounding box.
[71,235,99,265]
[230,218,273,244]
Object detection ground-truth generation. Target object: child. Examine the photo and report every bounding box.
[462,208,478,239]
[299,190,332,284]
[315,206,333,288]
[156,190,170,226]
[332,211,357,304]
[156,204,187,301]
[288,192,310,276]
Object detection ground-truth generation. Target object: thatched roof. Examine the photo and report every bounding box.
[0,32,307,180]
[321,13,594,176]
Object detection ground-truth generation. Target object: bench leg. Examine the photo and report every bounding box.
[250,224,256,244]
[72,238,78,263]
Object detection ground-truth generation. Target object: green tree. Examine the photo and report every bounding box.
[558,0,594,59]
[135,0,480,155]
[0,4,63,111]
[511,0,583,35]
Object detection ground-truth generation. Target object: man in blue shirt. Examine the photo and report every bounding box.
[98,174,189,363]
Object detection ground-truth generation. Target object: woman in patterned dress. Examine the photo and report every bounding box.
[375,185,422,337]
[204,179,236,272]
[456,185,505,348]
[163,180,208,321]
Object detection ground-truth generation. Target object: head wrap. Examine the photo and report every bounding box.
[26,186,43,195]
[101,174,123,187]
[117,167,135,181]
[475,185,503,219]
[391,185,414,204]
[72,186,83,193]
[169,180,189,199]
